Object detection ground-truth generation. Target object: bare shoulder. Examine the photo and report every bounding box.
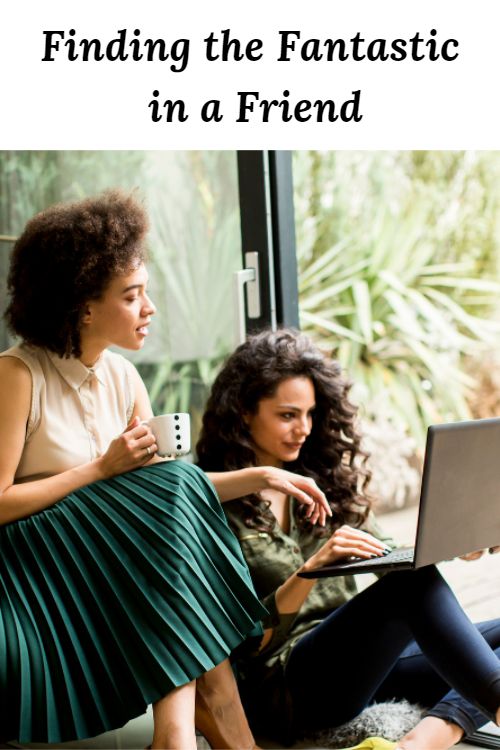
[0,355,32,416]
[0,355,33,489]
[0,354,32,387]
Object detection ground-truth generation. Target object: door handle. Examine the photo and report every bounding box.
[233,251,261,346]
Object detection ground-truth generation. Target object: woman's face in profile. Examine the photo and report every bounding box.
[245,376,316,467]
[82,262,156,352]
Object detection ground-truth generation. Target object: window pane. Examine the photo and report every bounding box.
[0,150,243,443]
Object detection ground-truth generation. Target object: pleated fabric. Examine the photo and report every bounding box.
[0,461,267,743]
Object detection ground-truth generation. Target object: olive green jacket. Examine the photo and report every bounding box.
[224,497,394,742]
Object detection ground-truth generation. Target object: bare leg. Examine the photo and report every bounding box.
[152,680,197,750]
[195,658,258,749]
[396,716,464,750]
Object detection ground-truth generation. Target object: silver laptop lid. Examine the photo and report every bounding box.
[415,418,500,567]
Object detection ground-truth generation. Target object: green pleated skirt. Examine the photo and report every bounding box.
[0,461,266,743]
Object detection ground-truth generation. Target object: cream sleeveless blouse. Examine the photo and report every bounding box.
[0,344,136,482]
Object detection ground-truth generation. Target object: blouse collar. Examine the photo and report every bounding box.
[47,350,107,390]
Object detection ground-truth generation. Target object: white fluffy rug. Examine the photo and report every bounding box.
[304,700,425,748]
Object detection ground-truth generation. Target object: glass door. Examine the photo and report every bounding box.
[0,150,277,444]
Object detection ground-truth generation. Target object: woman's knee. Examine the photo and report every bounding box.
[475,619,500,650]
[375,565,447,604]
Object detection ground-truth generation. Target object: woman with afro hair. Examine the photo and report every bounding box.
[0,193,330,749]
[197,328,500,750]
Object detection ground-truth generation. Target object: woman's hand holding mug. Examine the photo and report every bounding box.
[98,413,191,479]
[97,417,157,478]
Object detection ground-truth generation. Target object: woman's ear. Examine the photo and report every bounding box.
[81,303,92,325]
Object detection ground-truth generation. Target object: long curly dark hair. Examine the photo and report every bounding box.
[5,190,148,358]
[196,328,372,536]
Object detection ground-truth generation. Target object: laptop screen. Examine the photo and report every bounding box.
[415,418,500,567]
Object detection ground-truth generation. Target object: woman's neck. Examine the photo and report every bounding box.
[79,337,106,368]
[254,451,283,470]
[79,348,104,368]
[260,488,290,533]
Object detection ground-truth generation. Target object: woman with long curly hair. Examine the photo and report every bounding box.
[197,328,500,750]
[0,195,330,750]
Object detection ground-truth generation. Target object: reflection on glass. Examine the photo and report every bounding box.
[0,151,242,442]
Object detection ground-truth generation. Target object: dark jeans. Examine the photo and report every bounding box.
[285,565,500,736]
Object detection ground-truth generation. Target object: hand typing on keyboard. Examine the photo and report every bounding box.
[340,548,415,568]
[300,524,392,577]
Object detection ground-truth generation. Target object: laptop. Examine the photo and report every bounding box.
[465,721,500,748]
[299,417,500,579]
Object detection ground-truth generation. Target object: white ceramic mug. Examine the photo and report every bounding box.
[143,413,191,457]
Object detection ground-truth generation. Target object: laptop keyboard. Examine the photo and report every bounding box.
[346,547,415,568]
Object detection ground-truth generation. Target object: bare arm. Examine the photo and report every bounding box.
[277,525,390,610]
[0,357,157,526]
[258,525,390,649]
[207,466,332,525]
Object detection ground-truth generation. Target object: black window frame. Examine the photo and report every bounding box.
[237,150,299,333]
